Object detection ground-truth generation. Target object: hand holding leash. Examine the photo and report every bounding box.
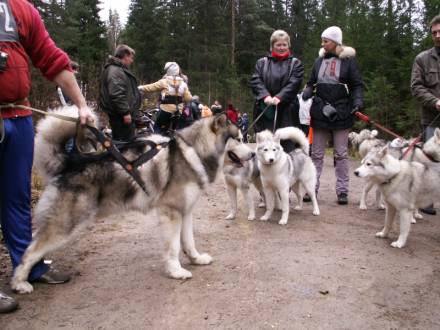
[78,106,94,125]
[264,96,273,105]
[272,97,281,106]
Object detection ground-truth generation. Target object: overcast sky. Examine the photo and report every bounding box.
[99,0,130,26]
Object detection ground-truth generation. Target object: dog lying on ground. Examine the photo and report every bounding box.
[354,141,440,248]
[11,107,239,293]
[223,134,264,220]
[256,127,320,225]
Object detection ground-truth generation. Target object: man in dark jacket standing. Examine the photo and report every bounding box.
[411,15,440,215]
[100,44,141,141]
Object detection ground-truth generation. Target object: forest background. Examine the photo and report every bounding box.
[31,0,439,136]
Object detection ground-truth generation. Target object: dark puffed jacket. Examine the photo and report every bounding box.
[304,46,363,130]
[250,54,304,132]
[99,56,141,116]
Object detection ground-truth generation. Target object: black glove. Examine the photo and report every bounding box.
[302,87,313,101]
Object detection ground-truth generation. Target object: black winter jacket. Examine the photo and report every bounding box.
[250,54,304,133]
[99,56,141,117]
[304,47,363,130]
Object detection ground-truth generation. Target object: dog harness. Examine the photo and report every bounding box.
[83,125,169,195]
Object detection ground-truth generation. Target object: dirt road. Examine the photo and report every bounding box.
[1,155,440,329]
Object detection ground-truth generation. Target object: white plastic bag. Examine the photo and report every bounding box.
[298,93,312,125]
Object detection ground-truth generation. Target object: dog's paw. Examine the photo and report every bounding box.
[191,253,213,265]
[247,214,255,221]
[414,211,423,220]
[312,209,320,216]
[378,204,386,210]
[258,202,265,208]
[391,240,405,248]
[225,213,236,220]
[168,267,193,280]
[375,231,387,238]
[411,217,417,224]
[11,280,34,294]
[294,205,302,211]
[260,213,270,221]
[359,204,367,210]
[278,218,288,225]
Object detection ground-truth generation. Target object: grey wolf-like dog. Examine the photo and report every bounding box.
[223,134,264,220]
[354,144,440,248]
[11,107,238,293]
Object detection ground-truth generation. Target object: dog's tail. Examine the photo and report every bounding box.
[34,106,96,184]
[275,127,309,154]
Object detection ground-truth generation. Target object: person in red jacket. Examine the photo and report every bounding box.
[0,0,93,313]
[226,103,238,124]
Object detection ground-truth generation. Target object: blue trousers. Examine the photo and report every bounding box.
[0,116,48,280]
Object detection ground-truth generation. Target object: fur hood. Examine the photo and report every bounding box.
[319,46,356,58]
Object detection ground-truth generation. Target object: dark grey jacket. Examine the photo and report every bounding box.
[250,54,304,133]
[411,47,440,126]
[303,46,363,130]
[99,56,141,117]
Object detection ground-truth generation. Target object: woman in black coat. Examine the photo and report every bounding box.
[250,30,304,152]
[302,26,364,205]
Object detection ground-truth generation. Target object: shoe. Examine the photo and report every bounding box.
[420,205,437,215]
[32,268,71,284]
[0,291,18,313]
[337,193,348,205]
[303,194,311,202]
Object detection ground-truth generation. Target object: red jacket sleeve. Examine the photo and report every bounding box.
[12,0,70,80]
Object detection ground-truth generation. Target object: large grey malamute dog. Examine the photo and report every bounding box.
[256,127,320,225]
[223,135,264,221]
[11,108,238,293]
[354,144,440,248]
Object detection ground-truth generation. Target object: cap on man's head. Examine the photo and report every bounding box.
[321,26,343,45]
[164,62,180,76]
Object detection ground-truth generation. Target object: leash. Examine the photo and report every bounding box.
[272,105,278,133]
[0,103,78,144]
[243,103,272,136]
[0,103,79,122]
[353,111,403,139]
[354,110,440,161]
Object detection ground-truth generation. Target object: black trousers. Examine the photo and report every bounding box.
[108,114,136,141]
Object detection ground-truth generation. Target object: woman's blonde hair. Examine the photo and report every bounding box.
[270,30,291,51]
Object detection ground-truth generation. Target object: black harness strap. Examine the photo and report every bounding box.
[84,125,169,195]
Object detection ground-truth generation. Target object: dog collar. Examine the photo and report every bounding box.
[380,173,398,186]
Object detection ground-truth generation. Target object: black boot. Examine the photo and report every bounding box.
[420,205,437,215]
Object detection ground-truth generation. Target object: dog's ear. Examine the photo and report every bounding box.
[256,132,264,144]
[379,145,388,159]
[434,127,440,141]
[274,133,281,144]
[212,113,228,132]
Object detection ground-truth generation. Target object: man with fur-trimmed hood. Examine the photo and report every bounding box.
[302,26,364,205]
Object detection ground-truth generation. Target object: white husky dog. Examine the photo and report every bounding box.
[223,134,264,220]
[256,127,320,225]
[354,145,440,248]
